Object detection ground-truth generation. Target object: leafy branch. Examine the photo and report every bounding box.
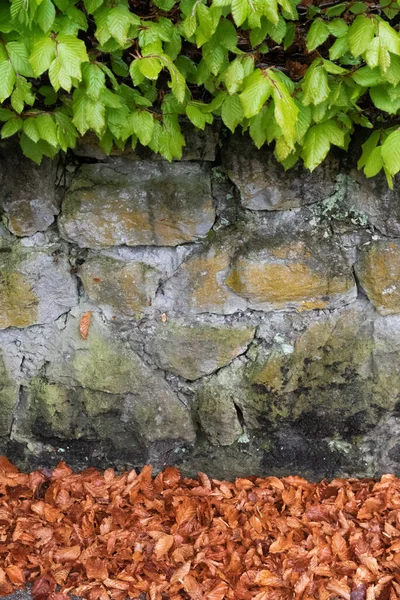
[1,0,400,183]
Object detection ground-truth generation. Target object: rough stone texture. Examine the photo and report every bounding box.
[79,255,162,320]
[355,240,400,315]
[226,237,357,311]
[58,160,215,248]
[147,321,255,380]
[0,141,59,236]
[3,132,400,480]
[0,244,78,330]
[222,134,339,211]
[158,231,248,315]
[350,170,400,236]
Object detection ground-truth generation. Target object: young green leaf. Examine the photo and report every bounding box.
[239,69,272,118]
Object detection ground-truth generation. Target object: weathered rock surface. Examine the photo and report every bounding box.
[0,352,18,438]
[44,312,196,444]
[0,142,59,236]
[222,135,338,211]
[158,233,247,315]
[226,236,357,311]
[58,160,215,248]
[147,321,255,380]
[79,255,162,319]
[350,170,400,236]
[3,136,400,480]
[0,246,78,330]
[355,240,400,315]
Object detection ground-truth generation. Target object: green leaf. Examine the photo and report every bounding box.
[325,3,346,16]
[57,35,88,79]
[386,53,400,85]
[224,58,244,94]
[239,69,272,118]
[381,128,400,176]
[302,61,330,106]
[107,6,135,45]
[130,110,154,145]
[36,0,56,32]
[231,0,249,26]
[378,19,400,55]
[370,84,400,113]
[1,118,22,139]
[364,145,383,177]
[82,62,106,99]
[302,122,331,170]
[6,42,34,77]
[36,113,58,146]
[350,2,367,13]
[221,94,244,132]
[306,19,330,52]
[139,57,163,79]
[357,130,380,169]
[23,118,40,142]
[0,62,16,102]
[249,106,269,148]
[20,133,43,164]
[329,35,349,60]
[352,66,384,86]
[327,18,347,37]
[186,104,208,129]
[269,70,298,146]
[347,15,376,57]
[29,36,56,77]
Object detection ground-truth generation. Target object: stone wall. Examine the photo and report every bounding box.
[2,129,400,480]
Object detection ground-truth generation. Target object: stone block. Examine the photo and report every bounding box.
[0,247,78,330]
[355,240,400,315]
[225,237,356,312]
[79,255,162,319]
[59,160,214,248]
[222,134,338,211]
[0,141,59,236]
[147,321,255,380]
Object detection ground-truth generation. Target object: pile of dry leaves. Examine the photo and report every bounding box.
[0,457,399,600]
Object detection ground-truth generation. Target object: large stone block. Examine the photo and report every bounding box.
[58,160,215,248]
[147,321,255,380]
[158,238,247,315]
[355,240,400,315]
[45,312,196,444]
[350,170,400,236]
[225,238,357,311]
[79,255,162,320]
[197,302,400,454]
[222,135,338,211]
[0,247,78,330]
[0,141,59,236]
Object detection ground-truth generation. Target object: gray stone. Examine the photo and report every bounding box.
[222,134,338,211]
[0,141,59,236]
[350,170,400,236]
[0,246,78,330]
[79,255,162,320]
[44,312,196,444]
[59,159,215,248]
[147,321,255,380]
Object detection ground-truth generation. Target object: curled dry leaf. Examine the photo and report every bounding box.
[79,310,92,340]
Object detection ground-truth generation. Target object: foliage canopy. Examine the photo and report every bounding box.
[2,0,400,184]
